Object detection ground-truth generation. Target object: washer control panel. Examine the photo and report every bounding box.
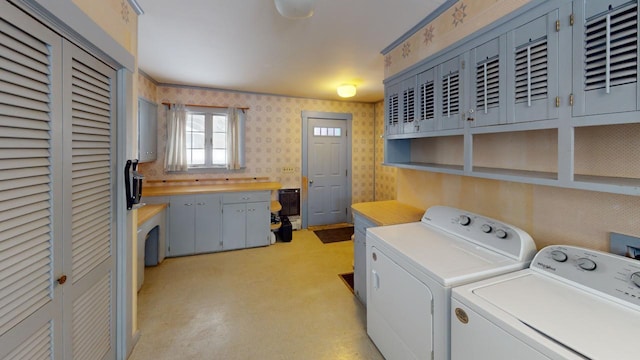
[532,245,640,308]
[421,206,537,262]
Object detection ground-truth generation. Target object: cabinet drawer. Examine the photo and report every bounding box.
[223,191,270,204]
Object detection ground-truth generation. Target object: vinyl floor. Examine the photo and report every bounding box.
[129,229,383,360]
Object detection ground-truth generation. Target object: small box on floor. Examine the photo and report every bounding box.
[277,216,292,242]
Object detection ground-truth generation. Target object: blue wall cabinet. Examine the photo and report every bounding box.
[506,8,561,124]
[385,81,402,136]
[469,36,507,127]
[381,0,639,195]
[417,67,438,132]
[437,54,466,130]
[401,76,418,134]
[138,98,158,163]
[572,0,639,117]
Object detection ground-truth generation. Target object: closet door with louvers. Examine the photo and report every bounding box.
[61,41,116,360]
[0,2,63,359]
[506,10,560,123]
[573,0,639,117]
[470,37,506,127]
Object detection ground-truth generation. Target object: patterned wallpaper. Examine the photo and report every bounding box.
[384,0,531,79]
[137,73,377,205]
[374,101,396,200]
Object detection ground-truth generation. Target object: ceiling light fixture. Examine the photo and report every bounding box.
[274,0,315,19]
[337,84,356,98]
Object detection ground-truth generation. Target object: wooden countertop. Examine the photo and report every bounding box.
[137,203,167,226]
[352,200,424,226]
[142,182,282,197]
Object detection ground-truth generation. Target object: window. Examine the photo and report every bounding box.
[186,108,228,168]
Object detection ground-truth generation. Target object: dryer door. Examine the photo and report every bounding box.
[367,246,433,360]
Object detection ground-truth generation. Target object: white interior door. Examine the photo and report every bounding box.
[307,117,348,226]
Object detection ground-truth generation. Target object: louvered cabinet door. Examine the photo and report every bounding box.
[573,0,639,117]
[401,76,418,134]
[0,2,62,359]
[507,9,560,123]
[385,81,402,136]
[61,41,116,360]
[416,67,437,133]
[470,37,507,127]
[437,55,465,130]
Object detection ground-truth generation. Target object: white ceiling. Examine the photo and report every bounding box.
[137,0,447,103]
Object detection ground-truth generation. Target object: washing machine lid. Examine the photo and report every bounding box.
[367,222,525,287]
[469,272,640,360]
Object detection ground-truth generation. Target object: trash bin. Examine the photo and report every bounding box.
[277,216,293,242]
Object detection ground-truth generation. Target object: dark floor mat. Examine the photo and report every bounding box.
[314,226,354,244]
[339,272,354,294]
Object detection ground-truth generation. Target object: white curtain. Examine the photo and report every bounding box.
[226,107,245,170]
[164,104,188,172]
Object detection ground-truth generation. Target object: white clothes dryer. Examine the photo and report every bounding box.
[366,205,537,360]
[451,245,640,360]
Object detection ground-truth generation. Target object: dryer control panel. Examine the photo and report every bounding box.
[421,205,537,262]
[532,245,640,309]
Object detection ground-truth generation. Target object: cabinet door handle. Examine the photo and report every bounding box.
[185,203,193,206]
[197,202,205,206]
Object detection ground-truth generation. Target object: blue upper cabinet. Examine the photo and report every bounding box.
[385,81,402,136]
[506,8,561,124]
[401,76,418,134]
[469,36,507,127]
[416,67,437,133]
[437,54,466,130]
[572,0,639,117]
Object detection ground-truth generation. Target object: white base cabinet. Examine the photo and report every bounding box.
[144,190,271,257]
[222,191,271,250]
[353,214,377,305]
[168,194,222,257]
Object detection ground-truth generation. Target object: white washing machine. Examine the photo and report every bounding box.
[451,245,640,360]
[366,205,537,360]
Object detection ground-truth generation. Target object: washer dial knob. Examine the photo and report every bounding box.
[495,229,508,239]
[459,215,471,226]
[577,258,597,271]
[631,272,640,288]
[550,250,568,262]
[481,224,493,233]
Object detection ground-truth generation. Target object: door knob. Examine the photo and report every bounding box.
[57,275,67,285]
[309,179,314,185]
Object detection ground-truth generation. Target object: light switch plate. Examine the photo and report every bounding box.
[610,232,640,260]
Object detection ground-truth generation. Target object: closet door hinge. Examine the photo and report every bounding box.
[555,96,561,107]
[570,13,574,26]
[569,94,574,106]
[556,19,560,31]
